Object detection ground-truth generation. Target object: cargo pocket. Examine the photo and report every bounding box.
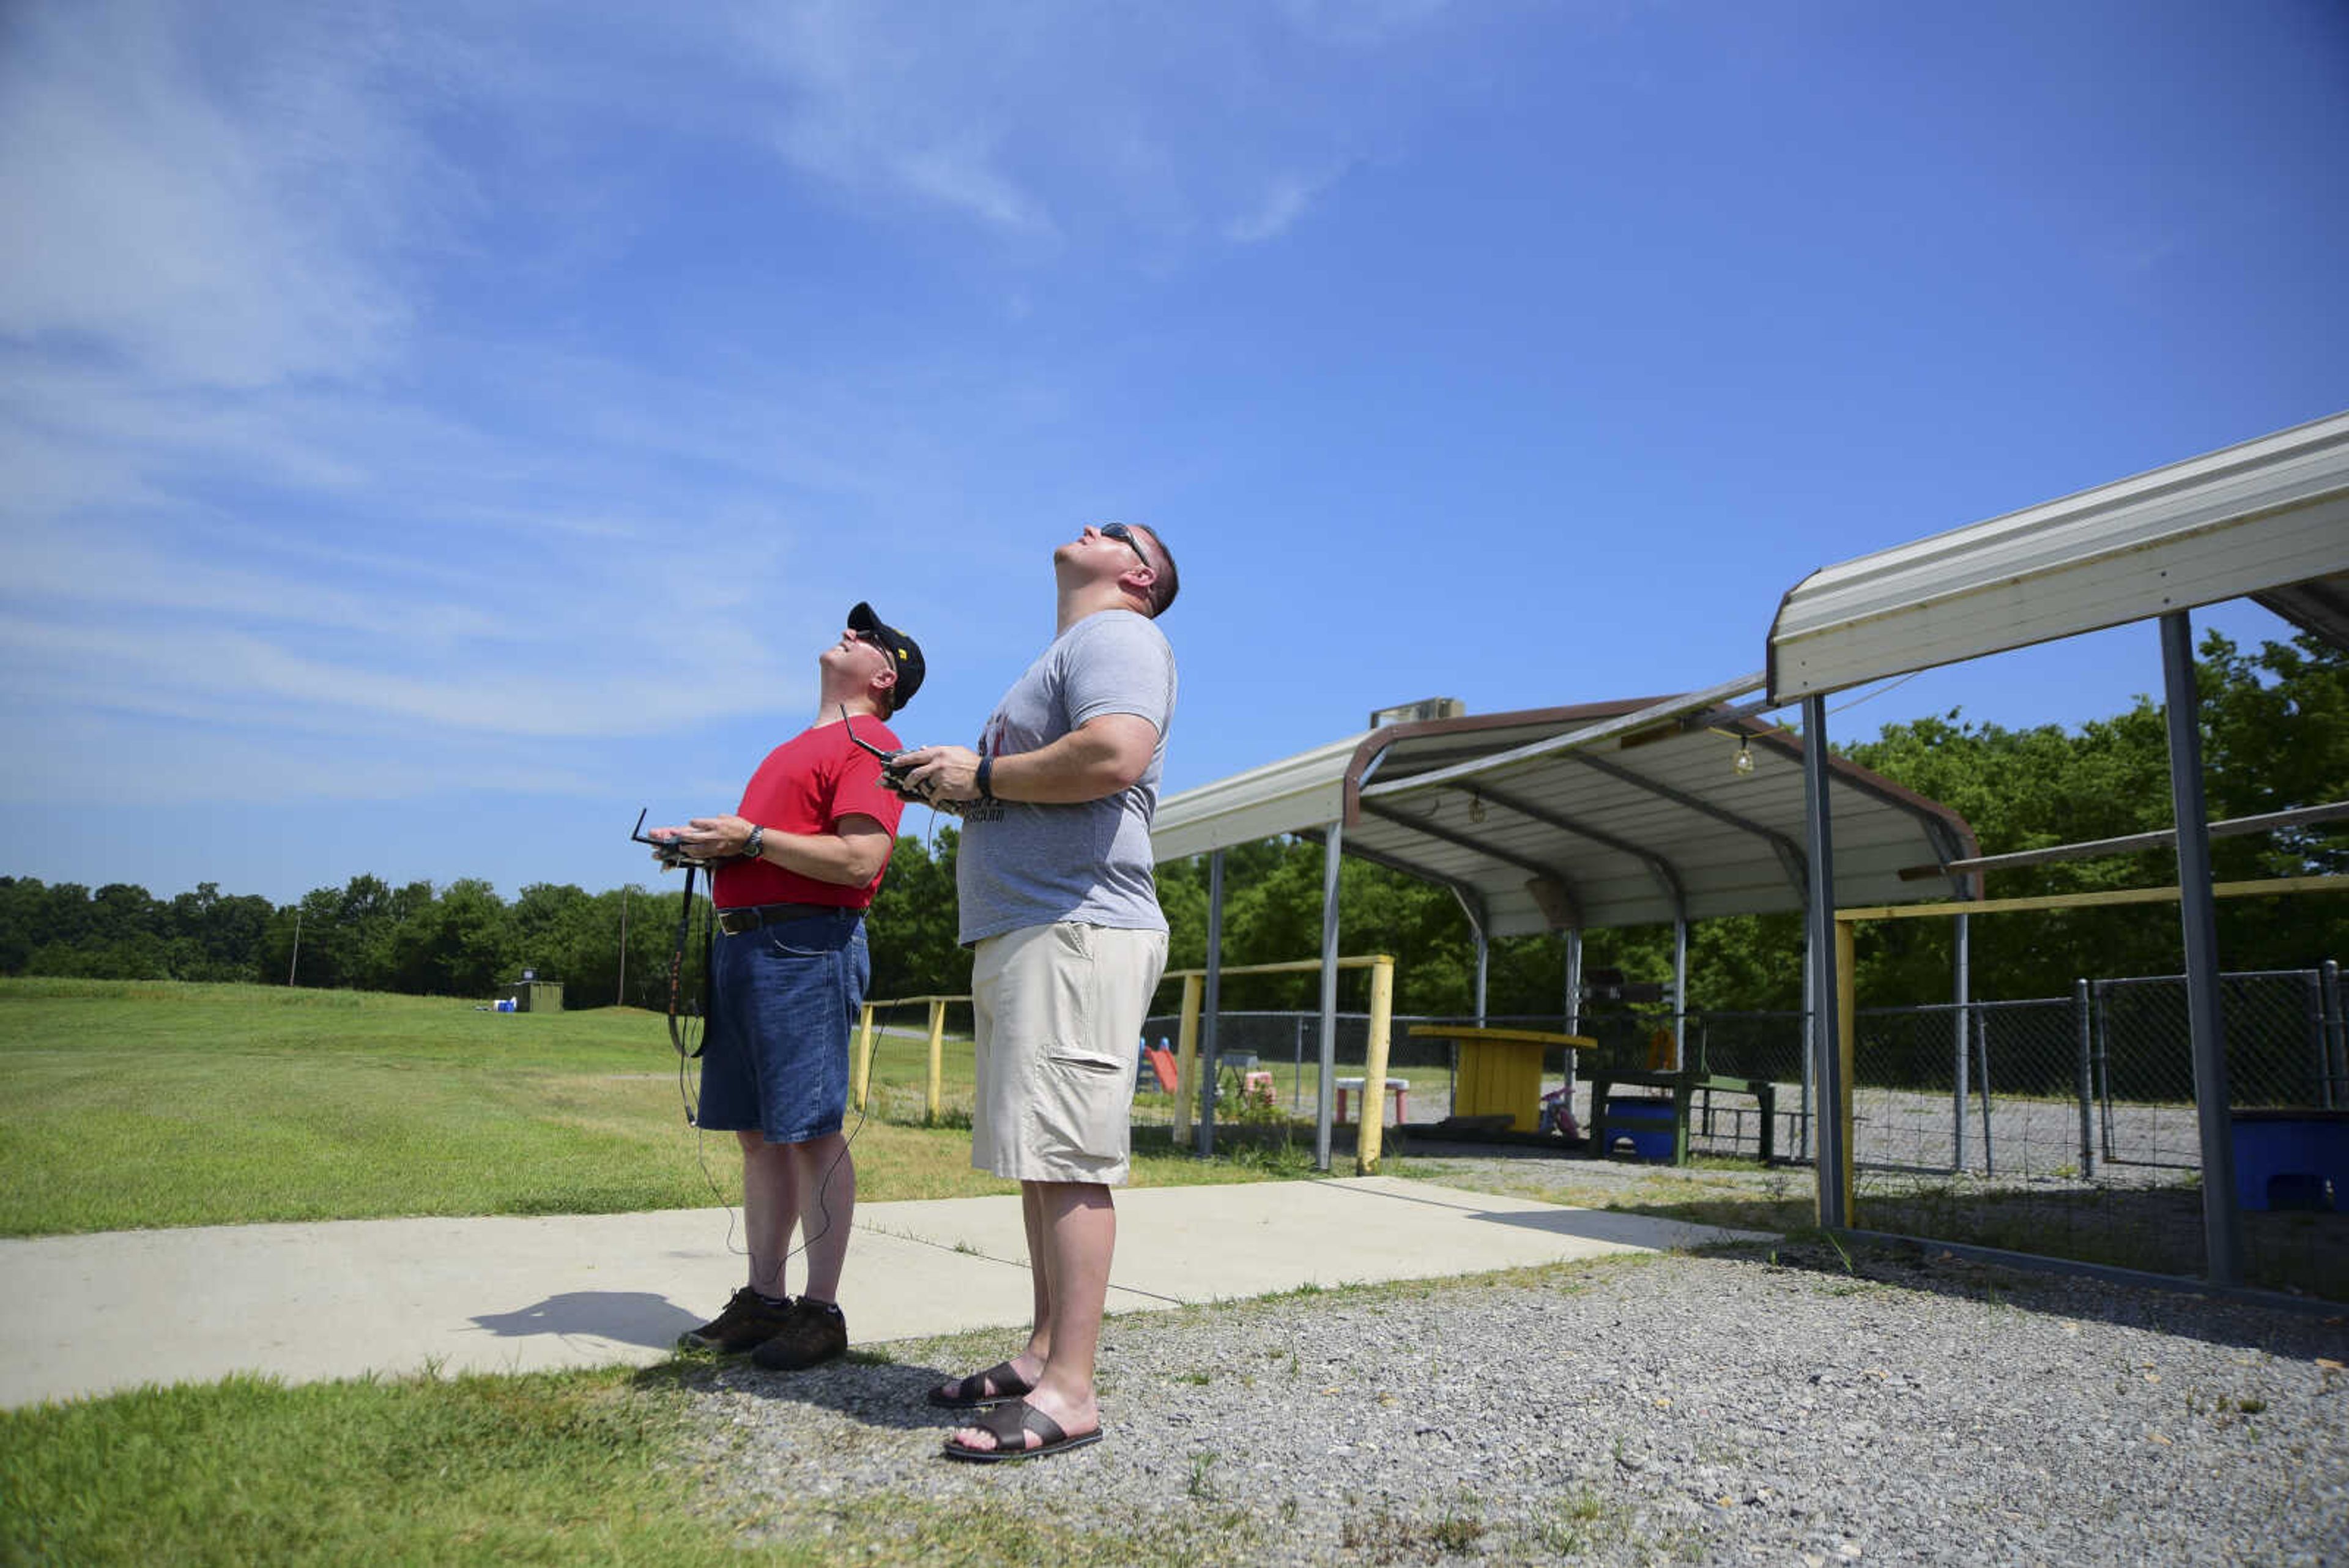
[1034,1049,1132,1166]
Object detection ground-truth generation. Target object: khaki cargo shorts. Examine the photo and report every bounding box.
[969,921,1170,1186]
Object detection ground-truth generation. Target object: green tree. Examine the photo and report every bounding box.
[866,828,968,1001]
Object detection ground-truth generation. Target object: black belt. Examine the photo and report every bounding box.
[714,902,854,935]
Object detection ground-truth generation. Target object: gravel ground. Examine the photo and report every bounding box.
[674,1163,2349,1566]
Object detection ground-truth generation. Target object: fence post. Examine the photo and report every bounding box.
[1174,973,1203,1140]
[2093,979,2117,1162]
[2325,959,2346,1110]
[1356,956,1396,1175]
[2311,968,2330,1114]
[1835,918,1857,1222]
[1975,1006,1996,1178]
[925,998,946,1126]
[853,1002,876,1113]
[1953,1003,1970,1174]
[2073,979,2096,1179]
[1798,941,1815,1162]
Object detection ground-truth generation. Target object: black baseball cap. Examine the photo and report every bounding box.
[848,601,925,711]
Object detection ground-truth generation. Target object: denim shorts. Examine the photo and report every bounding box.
[696,908,869,1143]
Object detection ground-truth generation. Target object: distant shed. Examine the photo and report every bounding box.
[497,979,564,1013]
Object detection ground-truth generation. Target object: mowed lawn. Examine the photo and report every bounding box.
[0,978,1287,1238]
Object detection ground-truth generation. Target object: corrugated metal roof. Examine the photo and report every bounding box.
[1767,410,2349,705]
[1150,683,1977,937]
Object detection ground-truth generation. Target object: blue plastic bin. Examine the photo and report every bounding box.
[2230,1110,2348,1212]
[1604,1094,1677,1162]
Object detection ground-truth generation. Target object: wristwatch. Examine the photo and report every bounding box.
[742,824,765,861]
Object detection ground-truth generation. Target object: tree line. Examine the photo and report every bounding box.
[4,632,2341,1014]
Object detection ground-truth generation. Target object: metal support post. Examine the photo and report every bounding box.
[1357,956,1396,1175]
[852,1002,876,1112]
[2161,610,2243,1287]
[2074,979,2096,1178]
[1564,927,1584,1104]
[1195,850,1226,1158]
[925,999,946,1126]
[1799,921,1815,1160]
[1474,929,1490,1025]
[1802,695,1850,1228]
[1174,975,1202,1139]
[1315,820,1344,1172]
[1672,916,1690,1069]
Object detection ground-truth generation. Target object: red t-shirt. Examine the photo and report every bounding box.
[712,718,906,910]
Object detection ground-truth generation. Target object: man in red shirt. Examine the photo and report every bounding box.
[651,603,925,1369]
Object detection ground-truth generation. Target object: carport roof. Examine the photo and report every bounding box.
[1767,409,2349,705]
[1150,675,1978,938]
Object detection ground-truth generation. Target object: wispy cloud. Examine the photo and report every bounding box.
[0,0,429,388]
[0,0,1468,823]
[1225,166,1351,244]
[718,1,1443,248]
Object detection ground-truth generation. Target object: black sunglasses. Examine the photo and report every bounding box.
[1100,522,1151,570]
[850,628,897,669]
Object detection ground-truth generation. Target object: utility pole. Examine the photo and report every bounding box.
[615,887,629,1006]
[288,907,303,988]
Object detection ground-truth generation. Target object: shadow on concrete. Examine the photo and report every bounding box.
[470,1291,703,1350]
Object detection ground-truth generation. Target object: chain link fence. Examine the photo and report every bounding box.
[1844,963,2347,1298]
[1152,962,2345,1298]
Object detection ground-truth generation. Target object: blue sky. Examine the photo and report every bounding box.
[2,0,2343,908]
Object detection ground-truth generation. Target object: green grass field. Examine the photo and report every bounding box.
[0,978,1316,1237]
[0,978,1756,1564]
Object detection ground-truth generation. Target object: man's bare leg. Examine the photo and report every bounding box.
[1020,1181,1053,1359]
[738,1132,797,1298]
[949,1180,1113,1453]
[784,1132,854,1302]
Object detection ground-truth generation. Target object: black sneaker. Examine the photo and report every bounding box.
[751,1296,848,1370]
[678,1287,792,1353]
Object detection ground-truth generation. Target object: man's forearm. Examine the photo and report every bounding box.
[990,719,1154,804]
[759,829,889,887]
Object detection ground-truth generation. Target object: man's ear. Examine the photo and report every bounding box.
[871,666,899,705]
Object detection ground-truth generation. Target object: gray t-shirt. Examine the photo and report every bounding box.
[956,609,1177,945]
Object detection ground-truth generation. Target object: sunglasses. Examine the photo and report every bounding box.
[1100,522,1151,570]
[850,628,897,669]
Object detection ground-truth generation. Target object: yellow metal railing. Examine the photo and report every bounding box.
[852,994,967,1124]
[1159,954,1397,1175]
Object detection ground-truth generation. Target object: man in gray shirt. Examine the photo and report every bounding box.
[899,521,1179,1462]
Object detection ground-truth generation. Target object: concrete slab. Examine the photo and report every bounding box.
[0,1177,1762,1409]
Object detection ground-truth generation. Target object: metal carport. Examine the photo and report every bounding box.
[1767,408,2349,1284]
[1151,677,1981,1169]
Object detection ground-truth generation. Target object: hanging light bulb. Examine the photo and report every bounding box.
[1732,739,1756,778]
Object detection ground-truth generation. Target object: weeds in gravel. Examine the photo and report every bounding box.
[1431,1495,1488,1553]
[1530,1485,1622,1556]
[1341,1501,1468,1562]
